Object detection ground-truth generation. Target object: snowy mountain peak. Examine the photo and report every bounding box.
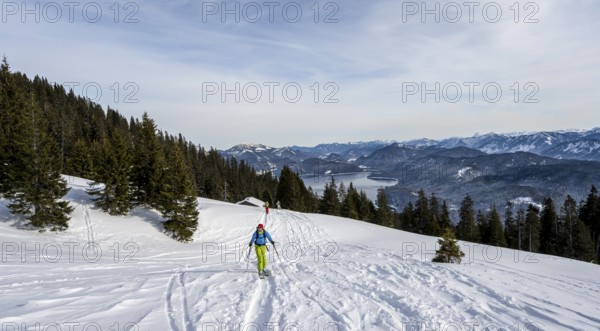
[431,127,600,160]
[225,143,273,155]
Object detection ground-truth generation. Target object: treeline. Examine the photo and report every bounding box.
[0,58,277,241]
[312,174,599,263]
[275,169,392,225]
[451,190,598,262]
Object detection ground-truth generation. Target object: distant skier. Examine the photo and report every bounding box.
[276,201,281,210]
[264,201,269,215]
[249,223,275,278]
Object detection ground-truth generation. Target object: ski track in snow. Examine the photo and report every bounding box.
[83,203,95,247]
[165,273,179,331]
[277,211,417,329]
[242,274,275,328]
[165,270,193,331]
[179,271,193,331]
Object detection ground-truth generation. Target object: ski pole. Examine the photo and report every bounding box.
[245,245,252,272]
[272,243,280,260]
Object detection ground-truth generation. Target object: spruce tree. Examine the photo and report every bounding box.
[276,165,299,210]
[160,144,199,242]
[439,201,451,231]
[573,219,596,262]
[294,172,312,212]
[433,228,465,264]
[375,188,394,227]
[414,189,433,234]
[456,194,478,242]
[525,205,541,252]
[338,182,347,203]
[357,190,375,222]
[132,113,165,208]
[275,165,314,212]
[0,57,29,195]
[0,59,11,194]
[579,186,600,262]
[540,197,558,255]
[341,183,360,220]
[487,204,507,247]
[5,92,73,230]
[305,187,321,213]
[558,195,578,258]
[476,209,488,243]
[402,201,416,232]
[516,208,526,250]
[67,138,94,179]
[504,201,519,249]
[319,177,341,216]
[202,148,226,200]
[429,193,442,235]
[87,131,132,215]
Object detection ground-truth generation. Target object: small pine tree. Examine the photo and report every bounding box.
[433,228,465,264]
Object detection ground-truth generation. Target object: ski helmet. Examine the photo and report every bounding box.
[257,224,264,229]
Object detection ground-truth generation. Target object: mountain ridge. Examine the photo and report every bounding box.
[222,127,600,172]
[220,128,600,212]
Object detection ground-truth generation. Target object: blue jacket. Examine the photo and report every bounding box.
[250,229,274,246]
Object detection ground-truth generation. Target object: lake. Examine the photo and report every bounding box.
[301,172,398,202]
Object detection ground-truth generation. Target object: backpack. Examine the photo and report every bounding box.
[254,230,267,245]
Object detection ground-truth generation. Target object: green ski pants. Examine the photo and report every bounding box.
[255,245,267,271]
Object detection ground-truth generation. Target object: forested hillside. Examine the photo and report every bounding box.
[0,58,278,240]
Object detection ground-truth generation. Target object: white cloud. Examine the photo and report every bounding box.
[2,0,600,149]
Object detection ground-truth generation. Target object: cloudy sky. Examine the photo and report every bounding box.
[3,0,599,149]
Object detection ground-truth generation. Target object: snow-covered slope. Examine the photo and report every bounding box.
[1,177,599,330]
